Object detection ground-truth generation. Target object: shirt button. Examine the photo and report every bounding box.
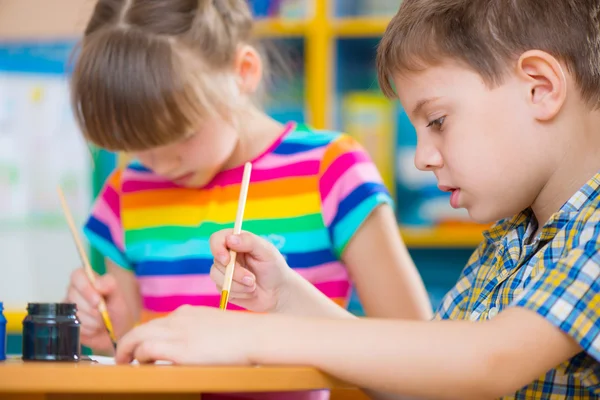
[488,307,499,319]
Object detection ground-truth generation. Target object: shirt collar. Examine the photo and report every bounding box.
[482,171,600,244]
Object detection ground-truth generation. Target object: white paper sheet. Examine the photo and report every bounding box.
[89,355,173,365]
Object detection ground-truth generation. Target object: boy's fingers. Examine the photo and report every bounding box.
[225,231,278,262]
[229,290,256,300]
[210,230,278,264]
[134,339,177,365]
[116,325,151,364]
[116,318,173,364]
[208,229,235,265]
[228,280,256,295]
[210,262,255,288]
[209,264,225,287]
[213,284,253,298]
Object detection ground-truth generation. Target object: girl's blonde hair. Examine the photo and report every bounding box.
[71,0,260,152]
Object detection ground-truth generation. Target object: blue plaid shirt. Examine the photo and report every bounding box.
[435,172,600,399]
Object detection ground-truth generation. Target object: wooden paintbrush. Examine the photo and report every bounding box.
[57,186,117,351]
[219,162,252,310]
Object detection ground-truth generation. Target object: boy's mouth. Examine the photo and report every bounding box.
[438,185,456,192]
[438,185,461,209]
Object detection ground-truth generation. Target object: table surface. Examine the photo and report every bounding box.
[0,358,352,394]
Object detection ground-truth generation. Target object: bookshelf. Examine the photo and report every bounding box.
[245,0,487,249]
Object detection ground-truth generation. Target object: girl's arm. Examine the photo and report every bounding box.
[342,204,433,320]
[105,259,142,333]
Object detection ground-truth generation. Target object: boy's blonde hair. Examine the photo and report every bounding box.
[377,0,600,109]
[71,0,259,152]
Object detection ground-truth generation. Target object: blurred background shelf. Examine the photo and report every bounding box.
[254,17,390,37]
[400,225,485,248]
[254,18,309,36]
[332,17,390,36]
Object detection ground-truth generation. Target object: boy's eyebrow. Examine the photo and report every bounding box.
[412,97,440,117]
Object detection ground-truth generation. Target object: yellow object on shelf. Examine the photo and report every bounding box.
[400,225,486,248]
[342,91,396,198]
[5,310,25,334]
[332,17,391,37]
[254,18,308,37]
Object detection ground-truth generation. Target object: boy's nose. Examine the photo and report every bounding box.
[414,141,444,171]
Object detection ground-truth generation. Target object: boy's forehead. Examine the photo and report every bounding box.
[391,67,445,112]
[392,62,485,111]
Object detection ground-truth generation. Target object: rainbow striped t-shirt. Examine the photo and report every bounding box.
[84,122,393,322]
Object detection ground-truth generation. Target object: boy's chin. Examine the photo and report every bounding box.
[466,206,511,225]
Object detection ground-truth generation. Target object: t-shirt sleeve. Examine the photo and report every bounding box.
[83,169,132,270]
[318,134,394,258]
[512,224,600,361]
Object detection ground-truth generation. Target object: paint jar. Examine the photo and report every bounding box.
[0,302,6,361]
[22,303,81,362]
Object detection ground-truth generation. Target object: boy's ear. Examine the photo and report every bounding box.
[516,50,567,121]
[234,45,262,95]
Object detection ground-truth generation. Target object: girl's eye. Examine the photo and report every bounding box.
[426,116,446,131]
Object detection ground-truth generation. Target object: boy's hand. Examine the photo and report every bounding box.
[65,268,133,353]
[114,305,256,365]
[209,229,294,313]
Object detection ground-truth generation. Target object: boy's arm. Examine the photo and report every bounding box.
[342,204,433,320]
[251,307,580,400]
[257,232,600,399]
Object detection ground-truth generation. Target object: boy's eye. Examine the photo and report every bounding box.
[426,116,446,130]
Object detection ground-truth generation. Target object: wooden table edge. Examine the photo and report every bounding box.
[0,361,354,393]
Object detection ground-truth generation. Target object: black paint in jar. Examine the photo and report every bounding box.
[22,303,81,362]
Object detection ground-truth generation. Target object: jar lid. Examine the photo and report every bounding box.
[26,303,77,316]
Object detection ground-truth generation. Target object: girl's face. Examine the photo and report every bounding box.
[132,117,239,187]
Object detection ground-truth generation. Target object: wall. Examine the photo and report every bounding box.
[0,0,473,320]
[0,0,94,39]
[0,0,95,313]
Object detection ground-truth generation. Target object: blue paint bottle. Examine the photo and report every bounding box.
[0,302,7,361]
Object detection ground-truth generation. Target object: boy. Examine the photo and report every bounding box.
[114,0,600,398]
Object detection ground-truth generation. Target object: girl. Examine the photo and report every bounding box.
[65,0,431,398]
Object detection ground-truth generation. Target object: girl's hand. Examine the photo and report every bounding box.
[65,268,134,353]
[209,229,294,313]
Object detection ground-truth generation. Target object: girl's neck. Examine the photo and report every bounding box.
[222,108,285,170]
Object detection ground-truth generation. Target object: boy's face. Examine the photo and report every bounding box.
[393,61,553,223]
[132,117,239,187]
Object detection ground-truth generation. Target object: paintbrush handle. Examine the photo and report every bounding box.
[57,187,117,349]
[219,162,252,310]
